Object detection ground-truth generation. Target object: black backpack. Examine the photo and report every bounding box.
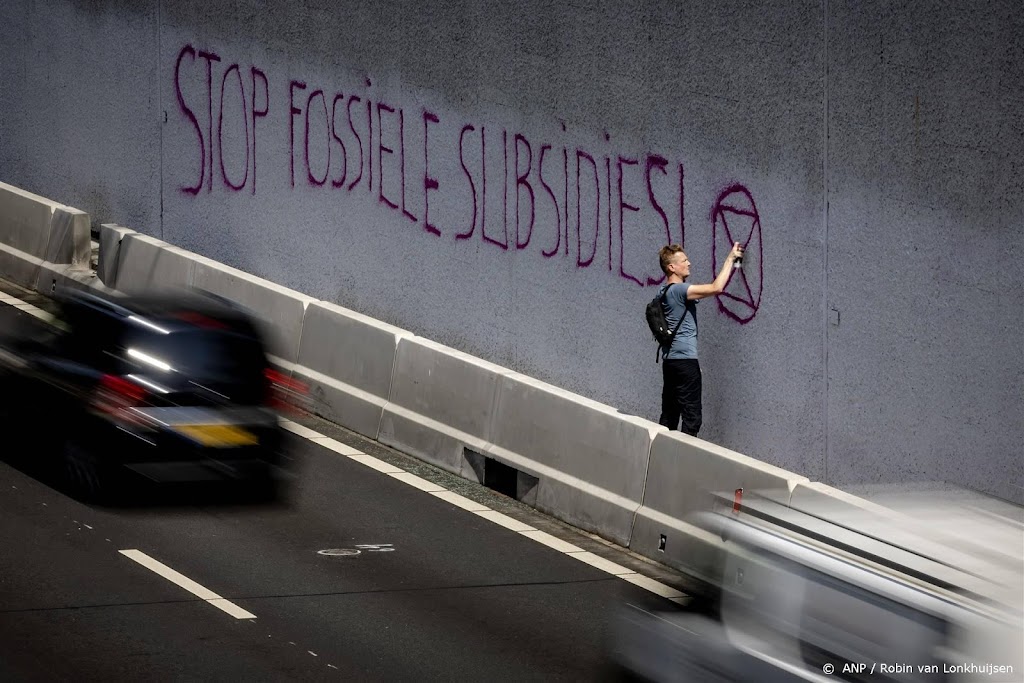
[645,284,689,363]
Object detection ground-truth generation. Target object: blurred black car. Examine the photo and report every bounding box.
[0,289,302,502]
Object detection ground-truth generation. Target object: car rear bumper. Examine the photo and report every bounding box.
[87,406,287,483]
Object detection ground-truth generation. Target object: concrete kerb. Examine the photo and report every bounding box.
[378,336,513,480]
[484,373,664,547]
[293,301,412,440]
[630,431,809,581]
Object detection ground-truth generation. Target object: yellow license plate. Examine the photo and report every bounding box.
[175,424,258,448]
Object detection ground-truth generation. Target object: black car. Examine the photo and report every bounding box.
[0,289,301,502]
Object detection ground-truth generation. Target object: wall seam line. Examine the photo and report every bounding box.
[822,0,831,484]
[158,0,164,240]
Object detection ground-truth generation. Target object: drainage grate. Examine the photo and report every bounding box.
[464,450,538,504]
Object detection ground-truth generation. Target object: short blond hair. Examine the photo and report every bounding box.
[659,244,684,275]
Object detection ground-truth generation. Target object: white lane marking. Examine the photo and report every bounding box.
[518,530,584,554]
[118,549,257,619]
[618,573,685,599]
[1,287,687,606]
[567,552,634,576]
[0,294,59,324]
[309,436,362,456]
[430,490,491,512]
[348,453,404,474]
[27,310,59,324]
[279,420,324,439]
[471,509,537,532]
[207,598,258,620]
[386,471,447,492]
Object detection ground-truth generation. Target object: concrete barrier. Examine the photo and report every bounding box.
[378,337,510,478]
[630,431,808,581]
[44,207,90,266]
[114,234,197,294]
[0,243,44,287]
[97,223,135,286]
[484,374,663,547]
[191,260,314,364]
[0,181,61,259]
[113,236,312,363]
[293,301,410,440]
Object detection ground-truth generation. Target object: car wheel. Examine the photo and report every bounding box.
[63,440,112,503]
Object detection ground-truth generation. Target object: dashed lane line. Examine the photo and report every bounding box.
[118,549,257,620]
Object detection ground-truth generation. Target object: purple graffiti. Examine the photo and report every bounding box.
[677,163,685,248]
[377,102,398,209]
[366,95,373,194]
[576,150,599,267]
[399,109,417,223]
[288,80,306,188]
[330,94,348,188]
[605,156,612,270]
[617,156,643,286]
[562,144,569,256]
[177,45,267,194]
[456,124,477,240]
[218,64,249,191]
[539,144,560,258]
[197,50,221,193]
[515,133,535,249]
[251,67,268,195]
[171,43,765,309]
[645,154,670,285]
[175,45,203,195]
[345,96,364,191]
[422,110,441,237]
[305,89,329,186]
[480,126,507,250]
[711,184,763,324]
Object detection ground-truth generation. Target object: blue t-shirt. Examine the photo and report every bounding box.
[661,283,698,359]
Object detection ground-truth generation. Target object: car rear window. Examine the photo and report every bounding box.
[120,328,267,380]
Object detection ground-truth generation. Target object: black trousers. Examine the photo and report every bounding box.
[659,358,702,436]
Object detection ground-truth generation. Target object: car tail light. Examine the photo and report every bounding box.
[92,374,150,422]
[264,367,310,415]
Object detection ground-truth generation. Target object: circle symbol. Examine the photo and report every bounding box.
[823,663,835,675]
[711,184,763,324]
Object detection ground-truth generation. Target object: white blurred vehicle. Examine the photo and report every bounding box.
[612,488,1023,682]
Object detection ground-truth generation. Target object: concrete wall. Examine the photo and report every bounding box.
[1,0,1020,503]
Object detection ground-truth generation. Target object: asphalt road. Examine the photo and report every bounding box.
[0,287,687,681]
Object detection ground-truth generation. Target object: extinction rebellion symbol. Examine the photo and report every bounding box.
[711,184,762,324]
